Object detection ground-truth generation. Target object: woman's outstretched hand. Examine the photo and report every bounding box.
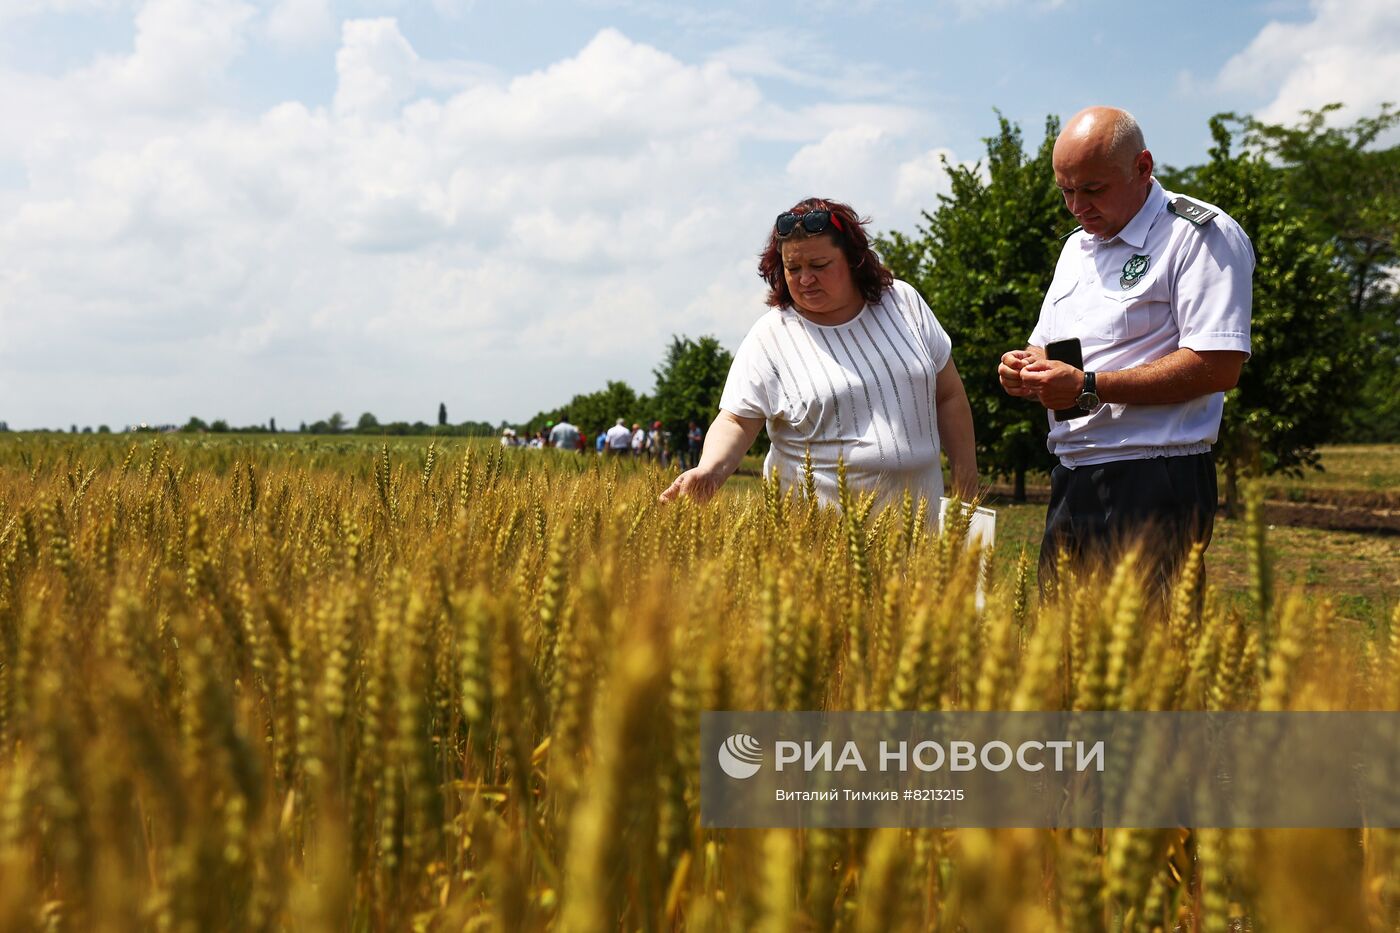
[657,411,764,505]
[658,467,725,504]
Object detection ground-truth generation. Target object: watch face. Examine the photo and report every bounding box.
[1077,392,1101,413]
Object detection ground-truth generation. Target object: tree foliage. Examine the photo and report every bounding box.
[650,335,734,451]
[1206,104,1399,441]
[878,114,1066,499]
[1166,117,1357,508]
[536,380,643,438]
[1225,103,1399,316]
[297,411,495,436]
[521,336,735,450]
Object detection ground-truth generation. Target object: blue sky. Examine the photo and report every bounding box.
[1,0,1395,429]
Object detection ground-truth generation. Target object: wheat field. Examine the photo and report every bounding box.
[0,434,1395,932]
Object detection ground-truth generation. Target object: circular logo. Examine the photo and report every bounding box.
[717,733,763,779]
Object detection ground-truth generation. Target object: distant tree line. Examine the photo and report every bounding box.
[175,408,497,437]
[878,102,1397,509]
[516,335,742,455]
[0,422,112,433]
[304,409,496,437]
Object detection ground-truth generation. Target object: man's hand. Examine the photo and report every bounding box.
[1020,360,1084,410]
[1020,349,1249,410]
[659,467,726,504]
[999,347,1045,398]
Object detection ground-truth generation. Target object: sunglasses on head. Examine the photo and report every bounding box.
[775,209,845,237]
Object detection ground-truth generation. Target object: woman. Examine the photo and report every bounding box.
[659,197,977,508]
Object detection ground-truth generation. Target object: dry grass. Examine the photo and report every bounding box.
[988,501,1399,629]
[0,433,1396,932]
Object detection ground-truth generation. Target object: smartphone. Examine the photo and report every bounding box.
[1044,337,1086,422]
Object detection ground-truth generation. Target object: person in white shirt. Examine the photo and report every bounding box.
[999,105,1253,593]
[605,418,632,455]
[660,197,978,510]
[547,414,580,452]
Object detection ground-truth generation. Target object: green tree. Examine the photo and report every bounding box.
[549,380,641,437]
[357,412,380,432]
[327,412,346,433]
[1170,117,1357,511]
[1218,104,1398,441]
[438,402,447,426]
[650,335,733,451]
[181,416,209,433]
[878,114,1066,499]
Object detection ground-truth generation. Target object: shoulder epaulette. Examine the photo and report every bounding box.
[1168,196,1218,227]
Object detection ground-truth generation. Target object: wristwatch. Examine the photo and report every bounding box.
[1076,371,1102,413]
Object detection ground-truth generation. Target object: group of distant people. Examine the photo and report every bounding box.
[500,413,706,469]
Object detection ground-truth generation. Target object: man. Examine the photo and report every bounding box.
[548,413,580,452]
[999,106,1253,594]
[630,422,648,458]
[605,418,632,456]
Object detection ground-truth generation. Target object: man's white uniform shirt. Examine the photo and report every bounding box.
[1029,179,1254,467]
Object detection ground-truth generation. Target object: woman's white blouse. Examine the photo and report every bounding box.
[720,279,952,508]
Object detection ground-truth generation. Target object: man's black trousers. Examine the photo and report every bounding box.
[1039,451,1218,595]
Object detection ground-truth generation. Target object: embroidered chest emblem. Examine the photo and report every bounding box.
[1119,254,1150,290]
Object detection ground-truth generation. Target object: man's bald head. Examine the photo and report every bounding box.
[1051,106,1154,237]
[1056,107,1146,172]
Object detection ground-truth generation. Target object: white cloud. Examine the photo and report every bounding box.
[894,146,959,207]
[264,0,334,47]
[334,18,420,119]
[0,16,965,428]
[785,128,962,234]
[786,124,894,206]
[1217,0,1400,124]
[77,0,256,112]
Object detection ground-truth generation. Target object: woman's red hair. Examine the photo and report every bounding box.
[757,197,894,309]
